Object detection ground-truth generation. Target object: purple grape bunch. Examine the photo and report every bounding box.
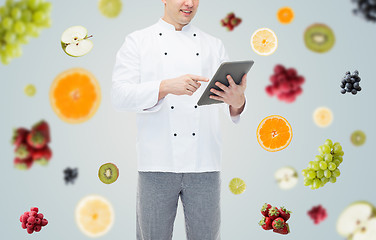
[352,0,376,22]
[340,70,362,95]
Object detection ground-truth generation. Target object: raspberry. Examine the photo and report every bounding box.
[21,222,27,229]
[308,205,327,224]
[265,86,274,96]
[37,213,44,219]
[34,225,42,232]
[29,211,37,217]
[27,228,34,234]
[21,214,28,223]
[274,64,285,74]
[30,207,39,213]
[286,68,297,78]
[24,211,29,216]
[26,222,34,228]
[27,216,36,224]
[35,218,41,225]
[41,219,48,226]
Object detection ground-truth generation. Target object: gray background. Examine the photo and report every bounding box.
[1,0,375,239]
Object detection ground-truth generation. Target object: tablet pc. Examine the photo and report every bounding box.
[197,60,254,106]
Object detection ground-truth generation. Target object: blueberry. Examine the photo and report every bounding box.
[341,89,346,94]
[345,83,353,89]
[351,89,358,95]
[345,71,351,75]
[350,78,356,83]
[357,77,361,82]
[341,79,347,85]
[358,86,362,91]
[354,70,359,75]
[353,82,360,88]
[346,88,352,92]
[340,83,345,88]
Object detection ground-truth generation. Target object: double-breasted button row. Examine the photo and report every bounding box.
[170,105,197,109]
[173,133,196,136]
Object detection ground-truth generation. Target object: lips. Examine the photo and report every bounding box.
[180,9,192,15]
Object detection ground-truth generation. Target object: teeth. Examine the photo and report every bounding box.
[182,10,191,13]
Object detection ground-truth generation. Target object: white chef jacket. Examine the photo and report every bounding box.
[111,18,246,172]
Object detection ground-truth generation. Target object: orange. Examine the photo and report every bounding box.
[50,68,101,124]
[256,115,292,152]
[277,7,294,24]
[250,28,278,56]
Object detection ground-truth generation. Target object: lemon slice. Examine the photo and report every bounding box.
[98,0,122,18]
[75,195,114,237]
[313,107,333,127]
[250,28,278,56]
[229,178,246,195]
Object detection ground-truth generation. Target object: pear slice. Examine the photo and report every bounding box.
[337,201,376,238]
[274,166,298,190]
[352,217,376,240]
[61,26,93,57]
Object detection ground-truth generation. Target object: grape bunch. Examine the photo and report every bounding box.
[0,0,52,65]
[265,64,305,103]
[340,70,362,95]
[352,0,376,22]
[302,139,344,189]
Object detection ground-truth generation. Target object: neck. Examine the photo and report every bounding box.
[162,15,186,31]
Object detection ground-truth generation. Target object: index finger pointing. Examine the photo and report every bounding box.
[188,74,209,82]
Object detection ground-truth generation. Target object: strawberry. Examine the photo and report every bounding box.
[33,146,52,165]
[268,207,280,220]
[227,12,235,19]
[261,203,272,217]
[273,223,290,235]
[258,217,273,230]
[27,130,47,149]
[11,128,29,147]
[32,120,50,143]
[14,157,33,170]
[272,217,285,229]
[278,207,291,221]
[15,143,34,159]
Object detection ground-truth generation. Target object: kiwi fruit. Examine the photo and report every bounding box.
[98,163,119,184]
[304,23,335,53]
[351,130,366,146]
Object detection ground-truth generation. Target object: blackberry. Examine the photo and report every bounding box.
[63,167,78,184]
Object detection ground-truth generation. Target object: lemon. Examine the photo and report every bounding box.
[229,178,246,195]
[75,195,114,237]
[250,28,278,56]
[313,107,333,127]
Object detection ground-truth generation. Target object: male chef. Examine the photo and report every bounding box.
[111,0,247,239]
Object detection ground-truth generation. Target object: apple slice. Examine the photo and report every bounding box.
[353,217,376,240]
[274,166,298,190]
[337,201,376,238]
[61,26,93,57]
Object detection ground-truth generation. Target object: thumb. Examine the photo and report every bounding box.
[240,74,247,86]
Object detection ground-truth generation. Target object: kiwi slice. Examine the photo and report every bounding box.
[98,163,119,184]
[351,130,366,146]
[304,23,335,53]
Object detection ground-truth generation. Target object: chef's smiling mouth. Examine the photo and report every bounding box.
[180,9,192,14]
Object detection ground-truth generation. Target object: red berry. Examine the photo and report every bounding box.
[280,82,290,92]
[265,85,274,96]
[27,228,34,234]
[286,68,297,78]
[26,222,34,228]
[277,75,287,83]
[21,214,28,223]
[30,207,38,213]
[297,76,305,84]
[37,213,44,219]
[29,211,37,217]
[21,222,27,229]
[34,225,42,232]
[296,87,303,95]
[41,219,48,226]
[274,64,285,74]
[270,75,278,84]
[35,218,41,225]
[27,216,36,224]
[24,211,29,216]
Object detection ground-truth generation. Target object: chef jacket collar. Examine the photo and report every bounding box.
[158,18,193,32]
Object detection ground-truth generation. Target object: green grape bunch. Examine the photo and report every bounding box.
[302,139,344,190]
[0,0,51,65]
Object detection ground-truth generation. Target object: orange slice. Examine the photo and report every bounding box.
[75,195,114,237]
[277,7,294,24]
[256,115,293,152]
[50,68,101,124]
[250,28,278,56]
